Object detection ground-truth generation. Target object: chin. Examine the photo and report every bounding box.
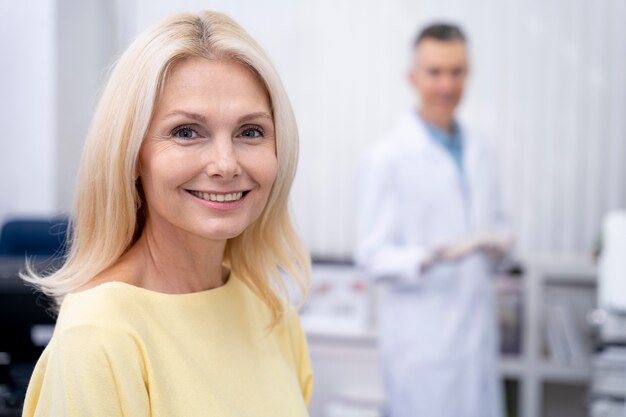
[436,108,456,121]
[197,220,256,241]
[198,228,246,241]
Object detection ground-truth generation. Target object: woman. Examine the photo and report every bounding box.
[22,11,312,417]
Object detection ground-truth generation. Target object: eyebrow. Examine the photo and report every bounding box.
[163,110,273,124]
[238,112,273,124]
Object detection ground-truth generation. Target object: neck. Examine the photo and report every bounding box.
[418,107,455,135]
[128,220,228,294]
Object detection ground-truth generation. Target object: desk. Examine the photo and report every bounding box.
[0,257,56,360]
[0,257,58,416]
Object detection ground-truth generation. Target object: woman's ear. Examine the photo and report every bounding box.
[134,160,142,181]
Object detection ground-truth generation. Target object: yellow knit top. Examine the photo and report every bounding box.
[22,274,313,417]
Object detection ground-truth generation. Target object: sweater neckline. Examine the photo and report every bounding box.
[66,273,236,301]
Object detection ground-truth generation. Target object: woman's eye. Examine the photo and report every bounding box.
[172,126,198,140]
[240,127,264,139]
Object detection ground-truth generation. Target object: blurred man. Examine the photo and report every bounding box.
[354,23,511,417]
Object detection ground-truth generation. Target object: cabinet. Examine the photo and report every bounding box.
[304,257,597,417]
[516,256,596,417]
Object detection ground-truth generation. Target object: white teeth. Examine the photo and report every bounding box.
[190,190,244,202]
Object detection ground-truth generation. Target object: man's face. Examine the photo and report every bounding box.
[409,38,468,125]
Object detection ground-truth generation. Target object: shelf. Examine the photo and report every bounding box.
[530,255,597,284]
[538,361,592,383]
[304,256,598,417]
[303,321,378,348]
[499,357,592,383]
[518,256,599,417]
[500,356,527,378]
[544,274,597,286]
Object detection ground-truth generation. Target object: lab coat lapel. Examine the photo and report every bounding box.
[404,110,457,175]
[407,111,471,227]
[462,125,489,231]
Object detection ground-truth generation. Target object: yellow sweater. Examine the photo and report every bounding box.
[23,275,313,416]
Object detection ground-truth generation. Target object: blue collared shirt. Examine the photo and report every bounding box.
[418,114,471,221]
[422,118,464,175]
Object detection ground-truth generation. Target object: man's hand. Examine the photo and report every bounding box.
[422,233,513,271]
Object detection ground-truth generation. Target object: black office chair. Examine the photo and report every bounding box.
[0,217,68,355]
[0,217,69,412]
[0,217,69,257]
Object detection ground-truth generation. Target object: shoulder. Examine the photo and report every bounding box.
[38,287,148,383]
[273,304,313,404]
[272,304,310,369]
[276,304,306,339]
[229,275,305,347]
[55,282,146,334]
[365,110,431,164]
[273,305,312,384]
[459,120,496,152]
[46,284,149,371]
[24,287,149,416]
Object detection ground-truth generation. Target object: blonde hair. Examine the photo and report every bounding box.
[23,11,310,324]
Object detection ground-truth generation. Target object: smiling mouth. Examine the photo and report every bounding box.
[187,190,249,202]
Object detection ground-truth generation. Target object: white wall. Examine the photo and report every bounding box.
[0,1,57,220]
[112,0,626,259]
[4,0,626,259]
[56,0,116,210]
[0,0,117,223]
[455,0,626,256]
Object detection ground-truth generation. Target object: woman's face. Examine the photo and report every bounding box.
[139,57,278,242]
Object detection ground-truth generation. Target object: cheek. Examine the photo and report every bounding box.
[139,152,188,204]
[257,154,279,189]
[240,145,279,188]
[142,143,195,179]
[418,81,438,97]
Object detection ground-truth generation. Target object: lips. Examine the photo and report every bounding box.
[187,190,247,202]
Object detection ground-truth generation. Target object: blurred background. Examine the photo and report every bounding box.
[1,1,625,417]
[2,0,625,258]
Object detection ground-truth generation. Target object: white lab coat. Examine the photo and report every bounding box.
[355,109,507,417]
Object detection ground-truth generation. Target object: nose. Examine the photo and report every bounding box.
[204,136,241,180]
[439,74,456,93]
